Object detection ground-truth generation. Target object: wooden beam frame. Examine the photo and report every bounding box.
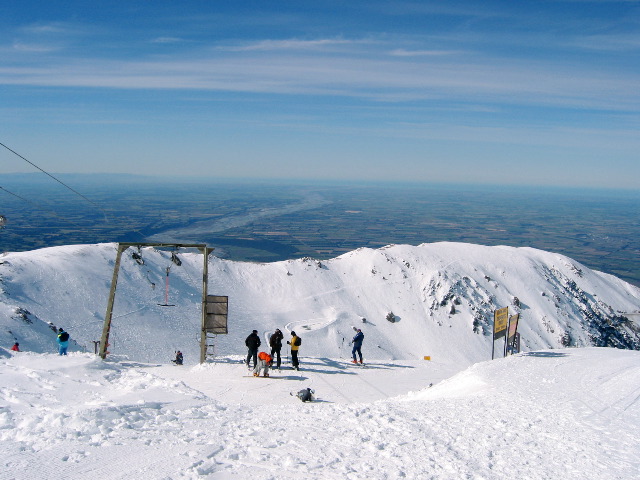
[99,242,213,360]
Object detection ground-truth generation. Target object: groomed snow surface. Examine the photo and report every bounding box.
[1,347,639,479]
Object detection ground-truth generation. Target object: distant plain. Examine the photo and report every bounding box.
[2,174,639,287]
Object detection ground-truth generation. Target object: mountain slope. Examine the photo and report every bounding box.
[1,242,639,366]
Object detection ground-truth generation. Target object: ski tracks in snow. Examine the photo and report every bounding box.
[2,349,640,479]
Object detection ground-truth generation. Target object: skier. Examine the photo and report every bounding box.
[11,342,20,352]
[269,328,284,369]
[287,331,301,371]
[172,351,183,365]
[57,328,70,356]
[351,328,364,364]
[253,351,272,377]
[245,330,261,369]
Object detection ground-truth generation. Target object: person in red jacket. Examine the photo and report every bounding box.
[253,351,272,377]
[11,342,20,352]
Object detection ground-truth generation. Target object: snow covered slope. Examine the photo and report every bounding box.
[1,347,638,479]
[1,242,639,366]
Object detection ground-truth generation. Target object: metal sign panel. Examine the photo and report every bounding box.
[205,296,228,334]
[206,303,228,315]
[205,315,228,333]
[493,307,509,339]
[508,314,519,341]
[507,314,520,355]
[207,295,228,303]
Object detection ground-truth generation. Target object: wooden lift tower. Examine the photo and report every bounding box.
[99,242,227,363]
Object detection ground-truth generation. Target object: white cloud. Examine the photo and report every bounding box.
[21,23,69,35]
[221,38,358,52]
[151,37,185,44]
[1,47,638,113]
[564,33,640,51]
[389,49,464,57]
[11,42,59,53]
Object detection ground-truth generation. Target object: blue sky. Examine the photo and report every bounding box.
[1,0,639,188]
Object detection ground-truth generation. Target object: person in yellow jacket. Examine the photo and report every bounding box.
[287,331,301,371]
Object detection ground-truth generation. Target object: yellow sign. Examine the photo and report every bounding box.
[423,356,431,361]
[493,307,509,338]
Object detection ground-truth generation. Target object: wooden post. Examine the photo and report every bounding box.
[99,243,127,359]
[200,247,213,363]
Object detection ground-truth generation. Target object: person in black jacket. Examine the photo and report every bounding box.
[245,330,261,369]
[269,328,284,369]
[172,351,183,365]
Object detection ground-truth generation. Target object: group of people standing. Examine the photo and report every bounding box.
[245,327,364,375]
[9,325,363,369]
[245,328,302,376]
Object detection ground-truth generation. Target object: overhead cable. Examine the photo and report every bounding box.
[0,141,108,222]
[0,185,85,228]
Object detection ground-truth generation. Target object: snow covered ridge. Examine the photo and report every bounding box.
[1,242,639,365]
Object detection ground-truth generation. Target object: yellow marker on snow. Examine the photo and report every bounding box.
[423,356,431,361]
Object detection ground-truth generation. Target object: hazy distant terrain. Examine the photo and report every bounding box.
[1,174,639,286]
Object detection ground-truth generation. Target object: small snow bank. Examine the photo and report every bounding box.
[405,347,640,405]
[404,367,492,400]
[393,347,640,479]
[0,352,209,451]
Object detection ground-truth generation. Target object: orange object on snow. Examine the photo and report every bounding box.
[258,351,272,363]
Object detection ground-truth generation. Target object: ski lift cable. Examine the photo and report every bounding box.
[167,248,202,290]
[0,141,109,223]
[0,185,87,229]
[180,262,200,289]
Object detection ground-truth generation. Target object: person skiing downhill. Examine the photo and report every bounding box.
[245,330,261,369]
[351,328,364,364]
[269,328,284,369]
[11,342,20,352]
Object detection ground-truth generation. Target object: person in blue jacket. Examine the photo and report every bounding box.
[57,328,70,355]
[351,328,364,364]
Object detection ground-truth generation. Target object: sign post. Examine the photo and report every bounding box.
[492,307,509,360]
